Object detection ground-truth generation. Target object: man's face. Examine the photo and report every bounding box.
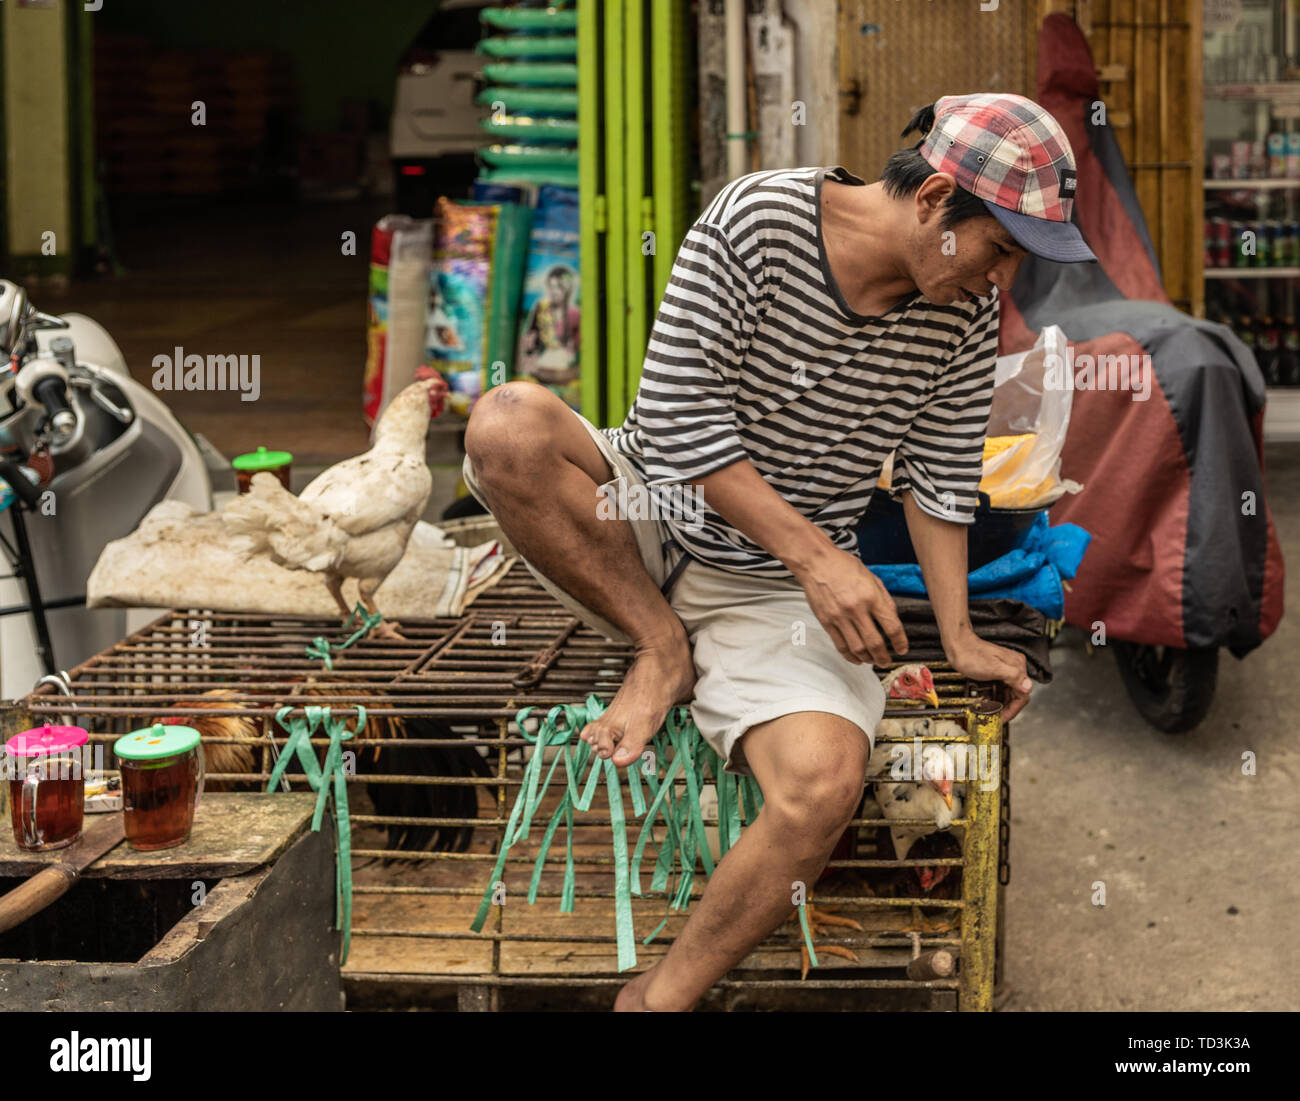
[908,174,1029,306]
[547,275,568,305]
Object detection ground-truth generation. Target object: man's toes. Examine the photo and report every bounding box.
[581,720,617,759]
[611,736,649,768]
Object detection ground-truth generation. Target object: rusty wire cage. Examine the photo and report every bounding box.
[5,560,1010,1011]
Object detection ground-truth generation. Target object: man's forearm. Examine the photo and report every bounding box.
[691,459,836,572]
[900,491,975,649]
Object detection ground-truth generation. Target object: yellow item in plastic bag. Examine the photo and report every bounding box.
[980,433,1061,507]
[874,430,1072,508]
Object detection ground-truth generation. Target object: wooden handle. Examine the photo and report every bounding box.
[0,863,80,934]
[907,948,956,981]
[0,815,125,935]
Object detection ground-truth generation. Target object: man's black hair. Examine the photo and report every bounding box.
[879,102,989,230]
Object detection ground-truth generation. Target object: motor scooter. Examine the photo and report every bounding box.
[0,279,212,696]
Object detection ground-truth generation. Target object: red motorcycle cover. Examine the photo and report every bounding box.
[1000,14,1284,655]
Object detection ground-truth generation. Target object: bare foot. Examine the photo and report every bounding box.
[581,629,695,767]
[613,968,654,1011]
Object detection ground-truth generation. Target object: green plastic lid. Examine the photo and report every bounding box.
[232,445,293,472]
[114,723,201,761]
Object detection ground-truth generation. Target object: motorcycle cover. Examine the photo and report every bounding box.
[1000,13,1285,656]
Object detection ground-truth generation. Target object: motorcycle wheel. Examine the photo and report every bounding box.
[1112,642,1218,734]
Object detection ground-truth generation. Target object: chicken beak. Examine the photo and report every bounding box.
[935,778,953,808]
[924,688,940,708]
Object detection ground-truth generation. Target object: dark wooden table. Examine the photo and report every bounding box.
[0,792,343,1011]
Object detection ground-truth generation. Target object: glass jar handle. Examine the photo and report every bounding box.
[21,768,40,847]
[193,745,206,810]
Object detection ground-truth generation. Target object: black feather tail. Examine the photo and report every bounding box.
[365,716,491,854]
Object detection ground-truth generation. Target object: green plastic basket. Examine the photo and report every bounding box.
[480,144,579,169]
[480,115,581,143]
[478,165,580,188]
[476,86,579,116]
[481,7,578,31]
[478,35,578,59]
[481,61,579,87]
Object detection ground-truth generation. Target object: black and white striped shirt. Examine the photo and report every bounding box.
[604,166,999,576]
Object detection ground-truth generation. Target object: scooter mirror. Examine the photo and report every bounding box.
[1,281,29,357]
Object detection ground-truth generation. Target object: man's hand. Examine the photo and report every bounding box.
[791,546,909,667]
[944,631,1033,721]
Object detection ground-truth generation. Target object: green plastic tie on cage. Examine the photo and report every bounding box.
[798,899,819,970]
[470,702,577,937]
[305,603,383,670]
[468,698,820,974]
[267,704,358,963]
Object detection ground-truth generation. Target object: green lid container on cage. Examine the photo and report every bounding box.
[232,445,293,472]
[114,723,201,761]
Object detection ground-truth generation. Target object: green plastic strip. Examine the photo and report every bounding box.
[469,697,821,974]
[305,603,382,670]
[266,705,359,962]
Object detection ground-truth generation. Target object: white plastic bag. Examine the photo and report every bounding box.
[981,324,1080,509]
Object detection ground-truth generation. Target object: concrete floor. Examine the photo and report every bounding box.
[45,196,473,518]
[45,196,397,467]
[1002,443,1299,1011]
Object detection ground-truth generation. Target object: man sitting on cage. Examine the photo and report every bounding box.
[462,94,1095,1011]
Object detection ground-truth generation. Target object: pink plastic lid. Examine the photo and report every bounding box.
[5,723,90,757]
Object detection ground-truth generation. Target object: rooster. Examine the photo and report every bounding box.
[159,686,490,853]
[222,370,448,639]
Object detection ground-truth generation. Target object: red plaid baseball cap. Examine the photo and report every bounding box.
[918,92,1096,263]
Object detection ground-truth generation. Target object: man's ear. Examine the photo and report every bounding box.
[914,172,957,224]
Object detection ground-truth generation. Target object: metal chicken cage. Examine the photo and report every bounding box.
[5,560,1011,1012]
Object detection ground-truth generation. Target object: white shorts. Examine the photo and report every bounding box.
[462,408,885,776]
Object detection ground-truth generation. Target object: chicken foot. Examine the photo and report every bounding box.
[359,582,405,640]
[903,905,958,935]
[796,897,863,980]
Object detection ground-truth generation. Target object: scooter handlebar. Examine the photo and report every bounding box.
[0,459,42,508]
[32,376,76,436]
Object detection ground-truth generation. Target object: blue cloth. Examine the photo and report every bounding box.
[866,513,1091,619]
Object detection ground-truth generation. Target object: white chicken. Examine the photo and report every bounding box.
[869,724,972,932]
[222,369,448,639]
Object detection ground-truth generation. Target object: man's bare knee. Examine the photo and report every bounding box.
[744,716,869,846]
[467,382,615,492]
[464,383,557,481]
